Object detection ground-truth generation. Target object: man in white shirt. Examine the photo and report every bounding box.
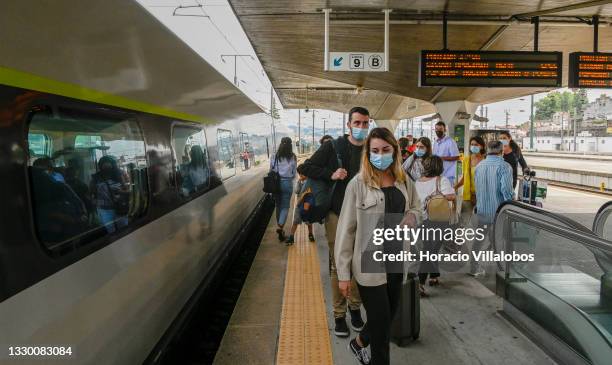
[432,121,460,185]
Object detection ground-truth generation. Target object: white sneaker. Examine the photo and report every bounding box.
[468,269,486,277]
[348,338,370,365]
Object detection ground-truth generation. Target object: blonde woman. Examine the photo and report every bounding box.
[335,127,422,365]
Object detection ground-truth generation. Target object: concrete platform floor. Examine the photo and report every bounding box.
[215,206,558,365]
[312,223,557,365]
[214,212,287,365]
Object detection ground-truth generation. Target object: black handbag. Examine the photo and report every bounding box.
[263,156,280,194]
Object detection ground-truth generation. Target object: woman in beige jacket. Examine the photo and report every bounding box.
[335,127,422,365]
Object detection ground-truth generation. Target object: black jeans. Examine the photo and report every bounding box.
[418,236,442,285]
[357,273,403,365]
[418,220,444,285]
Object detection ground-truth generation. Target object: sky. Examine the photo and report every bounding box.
[136,0,612,136]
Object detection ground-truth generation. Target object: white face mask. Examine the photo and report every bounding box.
[351,126,368,141]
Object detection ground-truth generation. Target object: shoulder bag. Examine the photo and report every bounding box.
[263,156,281,194]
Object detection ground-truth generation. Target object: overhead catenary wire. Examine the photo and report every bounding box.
[162,0,275,108]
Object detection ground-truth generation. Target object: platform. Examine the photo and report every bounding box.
[213,208,288,364]
[214,200,558,364]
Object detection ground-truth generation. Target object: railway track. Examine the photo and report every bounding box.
[538,178,612,197]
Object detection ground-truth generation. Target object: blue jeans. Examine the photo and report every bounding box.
[275,178,293,226]
[98,208,128,233]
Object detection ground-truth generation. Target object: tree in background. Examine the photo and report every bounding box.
[534,92,559,120]
[534,89,588,120]
[573,89,589,116]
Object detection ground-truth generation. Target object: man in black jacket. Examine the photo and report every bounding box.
[300,106,370,338]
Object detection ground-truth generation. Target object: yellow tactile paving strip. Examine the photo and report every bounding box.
[276,224,334,365]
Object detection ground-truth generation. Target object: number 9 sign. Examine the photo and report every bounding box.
[350,54,364,69]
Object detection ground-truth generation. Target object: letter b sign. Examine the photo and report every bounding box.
[369,55,382,69]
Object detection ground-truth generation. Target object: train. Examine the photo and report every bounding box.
[0,2,272,364]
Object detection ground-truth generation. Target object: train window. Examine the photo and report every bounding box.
[75,135,102,148]
[27,106,148,251]
[172,125,210,197]
[238,132,254,171]
[216,129,236,179]
[28,133,51,157]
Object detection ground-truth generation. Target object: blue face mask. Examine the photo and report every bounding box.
[500,139,510,146]
[414,148,426,158]
[351,127,368,141]
[369,152,394,171]
[470,145,481,154]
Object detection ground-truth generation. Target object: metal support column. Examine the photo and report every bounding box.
[560,113,565,151]
[221,54,253,86]
[324,9,331,71]
[298,109,301,153]
[594,15,600,52]
[442,12,448,50]
[532,17,539,51]
[530,94,535,149]
[573,107,577,152]
[529,16,539,150]
[384,9,391,71]
[312,111,315,149]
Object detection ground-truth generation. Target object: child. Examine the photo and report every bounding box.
[285,169,315,245]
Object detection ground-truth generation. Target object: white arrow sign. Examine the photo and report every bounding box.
[328,52,386,72]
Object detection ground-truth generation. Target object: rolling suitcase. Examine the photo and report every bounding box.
[518,177,537,205]
[390,274,420,346]
[518,172,547,208]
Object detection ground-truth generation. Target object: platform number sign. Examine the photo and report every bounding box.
[329,52,386,72]
[350,54,364,69]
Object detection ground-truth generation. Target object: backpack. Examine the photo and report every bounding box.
[298,139,343,223]
[424,177,452,223]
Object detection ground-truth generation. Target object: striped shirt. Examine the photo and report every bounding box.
[474,155,514,223]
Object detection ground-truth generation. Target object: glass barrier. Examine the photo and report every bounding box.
[494,202,612,364]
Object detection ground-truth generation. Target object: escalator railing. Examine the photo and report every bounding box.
[594,201,612,240]
[592,201,612,275]
[494,202,612,365]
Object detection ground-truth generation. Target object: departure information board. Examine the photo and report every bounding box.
[419,50,562,87]
[569,52,612,88]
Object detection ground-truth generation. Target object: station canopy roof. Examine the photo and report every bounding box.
[229,0,612,120]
